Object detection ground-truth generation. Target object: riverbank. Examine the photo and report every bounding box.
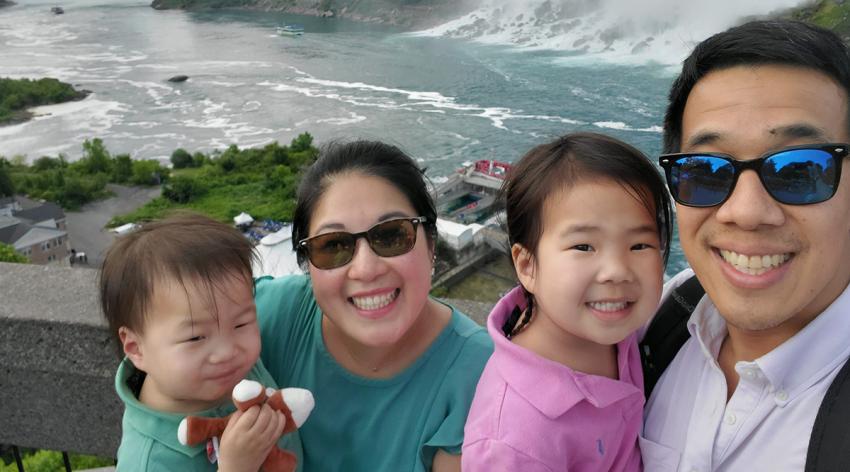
[149,0,476,28]
[0,78,91,127]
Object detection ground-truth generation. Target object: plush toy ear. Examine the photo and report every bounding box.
[119,326,145,369]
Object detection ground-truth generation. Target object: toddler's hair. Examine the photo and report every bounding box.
[99,211,256,358]
[501,132,672,337]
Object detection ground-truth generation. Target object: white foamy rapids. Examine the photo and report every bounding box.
[0,98,128,161]
[412,0,807,65]
[316,112,367,125]
[593,121,661,133]
[259,77,586,131]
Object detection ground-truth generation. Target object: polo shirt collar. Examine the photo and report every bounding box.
[115,359,230,457]
[688,282,850,403]
[487,286,643,419]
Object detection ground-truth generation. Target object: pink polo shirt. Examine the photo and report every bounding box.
[462,286,644,471]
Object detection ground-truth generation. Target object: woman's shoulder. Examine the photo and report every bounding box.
[255,274,316,317]
[255,273,312,299]
[434,305,494,376]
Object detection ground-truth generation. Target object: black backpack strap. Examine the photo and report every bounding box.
[640,275,704,399]
[805,357,850,472]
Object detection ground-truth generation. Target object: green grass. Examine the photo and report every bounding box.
[0,450,113,472]
[788,0,850,37]
[109,182,296,226]
[443,256,517,304]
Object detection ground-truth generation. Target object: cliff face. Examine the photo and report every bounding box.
[150,0,476,28]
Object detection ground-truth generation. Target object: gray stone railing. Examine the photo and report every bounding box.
[0,262,121,458]
[0,261,492,459]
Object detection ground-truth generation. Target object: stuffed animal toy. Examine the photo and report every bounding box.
[177,379,315,472]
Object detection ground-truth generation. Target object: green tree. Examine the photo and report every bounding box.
[170,148,193,169]
[131,160,166,185]
[0,242,27,263]
[80,138,112,175]
[112,154,133,184]
[290,132,313,153]
[192,151,208,168]
[0,164,13,197]
[162,175,205,203]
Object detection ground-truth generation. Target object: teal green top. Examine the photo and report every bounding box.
[114,358,303,472]
[255,274,493,472]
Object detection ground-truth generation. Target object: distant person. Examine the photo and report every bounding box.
[99,212,310,471]
[254,141,493,471]
[640,20,850,471]
[463,132,673,470]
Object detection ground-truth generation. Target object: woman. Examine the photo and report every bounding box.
[255,140,493,471]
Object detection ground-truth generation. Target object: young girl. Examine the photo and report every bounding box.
[462,132,672,471]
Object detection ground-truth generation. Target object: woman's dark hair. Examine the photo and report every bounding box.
[664,20,850,153]
[501,132,673,337]
[292,140,438,268]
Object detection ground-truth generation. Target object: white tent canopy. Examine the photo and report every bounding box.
[233,212,254,226]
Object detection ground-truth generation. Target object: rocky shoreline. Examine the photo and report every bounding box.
[150,0,475,29]
[0,0,17,8]
[0,87,92,127]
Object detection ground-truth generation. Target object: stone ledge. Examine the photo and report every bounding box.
[0,262,494,459]
[0,262,121,458]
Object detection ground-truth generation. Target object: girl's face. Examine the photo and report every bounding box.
[306,172,434,348]
[514,179,664,346]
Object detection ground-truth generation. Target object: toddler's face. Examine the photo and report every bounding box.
[517,179,664,346]
[128,272,260,413]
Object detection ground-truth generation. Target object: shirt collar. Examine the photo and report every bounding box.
[688,281,850,402]
[487,286,643,419]
[115,359,230,457]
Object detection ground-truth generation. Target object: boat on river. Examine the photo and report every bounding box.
[277,24,304,36]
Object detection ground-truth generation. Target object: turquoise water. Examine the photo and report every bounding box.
[0,0,687,274]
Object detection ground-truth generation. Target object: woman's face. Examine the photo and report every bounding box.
[306,171,434,348]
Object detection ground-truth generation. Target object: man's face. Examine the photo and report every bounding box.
[677,64,850,334]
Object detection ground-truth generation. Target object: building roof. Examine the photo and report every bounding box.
[0,221,29,245]
[15,201,65,224]
[13,225,66,250]
[436,218,473,238]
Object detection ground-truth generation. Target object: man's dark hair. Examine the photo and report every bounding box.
[99,211,256,358]
[664,20,850,153]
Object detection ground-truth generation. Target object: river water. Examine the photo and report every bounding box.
[0,0,694,273]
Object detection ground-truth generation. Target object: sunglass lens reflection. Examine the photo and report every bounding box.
[763,150,837,204]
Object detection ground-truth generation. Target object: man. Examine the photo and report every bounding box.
[642,20,850,471]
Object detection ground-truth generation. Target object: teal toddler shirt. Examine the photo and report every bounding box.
[255,274,493,472]
[114,358,303,471]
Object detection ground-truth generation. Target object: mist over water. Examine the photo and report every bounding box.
[416,0,807,64]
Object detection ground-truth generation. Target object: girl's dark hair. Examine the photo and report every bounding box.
[501,132,673,337]
[291,140,438,268]
[664,20,850,153]
[99,211,256,359]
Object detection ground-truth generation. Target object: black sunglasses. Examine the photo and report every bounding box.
[298,217,427,270]
[659,143,849,207]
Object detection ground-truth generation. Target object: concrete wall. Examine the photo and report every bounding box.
[0,262,121,458]
[0,261,491,458]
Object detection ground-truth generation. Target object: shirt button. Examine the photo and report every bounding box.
[776,390,789,401]
[725,412,737,425]
[743,369,756,379]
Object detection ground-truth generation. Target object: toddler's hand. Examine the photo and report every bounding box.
[217,404,286,472]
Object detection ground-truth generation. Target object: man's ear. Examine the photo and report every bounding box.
[511,243,536,295]
[119,326,145,369]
